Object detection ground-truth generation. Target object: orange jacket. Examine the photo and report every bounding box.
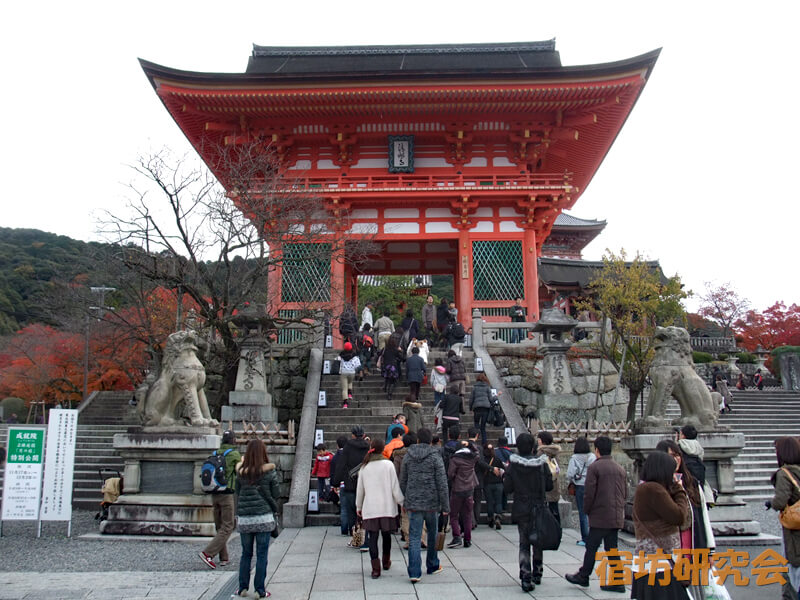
[383,437,405,459]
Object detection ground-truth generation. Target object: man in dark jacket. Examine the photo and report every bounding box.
[440,387,464,443]
[400,427,450,582]
[447,441,479,548]
[503,432,552,592]
[331,435,348,533]
[406,346,427,401]
[509,297,526,343]
[566,435,627,591]
[436,298,450,339]
[445,350,467,396]
[470,374,492,445]
[332,425,370,547]
[200,430,242,569]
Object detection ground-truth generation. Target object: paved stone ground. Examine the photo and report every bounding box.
[0,518,786,600]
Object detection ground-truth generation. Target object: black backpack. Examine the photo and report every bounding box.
[451,322,466,341]
[200,448,233,493]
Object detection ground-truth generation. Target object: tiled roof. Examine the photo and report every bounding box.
[247,41,561,75]
[553,213,606,228]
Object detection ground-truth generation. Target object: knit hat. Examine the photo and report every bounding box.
[344,342,353,351]
[435,365,446,374]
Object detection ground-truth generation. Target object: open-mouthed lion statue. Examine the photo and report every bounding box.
[138,329,218,428]
[637,326,718,429]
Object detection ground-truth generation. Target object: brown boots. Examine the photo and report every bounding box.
[382,552,391,571]
[371,558,381,579]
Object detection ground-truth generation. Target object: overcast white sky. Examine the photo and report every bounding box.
[2,1,797,313]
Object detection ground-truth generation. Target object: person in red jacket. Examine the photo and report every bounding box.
[312,444,335,502]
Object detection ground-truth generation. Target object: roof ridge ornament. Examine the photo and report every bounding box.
[251,40,557,57]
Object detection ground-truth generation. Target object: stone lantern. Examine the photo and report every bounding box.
[754,345,770,374]
[533,308,577,395]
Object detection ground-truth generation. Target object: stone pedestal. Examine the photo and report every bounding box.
[777,351,800,391]
[99,427,220,536]
[221,338,276,423]
[621,430,762,538]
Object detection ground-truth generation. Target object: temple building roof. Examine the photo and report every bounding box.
[246,41,562,76]
[538,256,668,289]
[552,213,606,229]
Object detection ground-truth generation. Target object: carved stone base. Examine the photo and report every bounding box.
[101,430,222,536]
[621,431,761,539]
[100,494,215,536]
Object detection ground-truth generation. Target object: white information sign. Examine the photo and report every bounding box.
[323,360,331,374]
[504,427,517,446]
[40,409,78,521]
[318,391,327,407]
[325,335,333,348]
[308,490,319,512]
[314,429,324,446]
[474,357,484,372]
[1,427,46,521]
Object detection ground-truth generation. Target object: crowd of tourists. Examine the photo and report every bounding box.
[193,420,800,598]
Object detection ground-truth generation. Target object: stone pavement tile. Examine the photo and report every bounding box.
[314,557,366,574]
[413,582,474,599]
[471,585,531,599]
[269,565,314,583]
[23,590,90,599]
[279,552,322,567]
[484,549,517,562]
[310,592,366,600]
[530,579,594,597]
[134,590,198,600]
[311,575,364,592]
[447,555,501,570]
[261,581,313,600]
[549,562,585,576]
[460,567,518,587]
[364,594,417,600]
[364,575,419,594]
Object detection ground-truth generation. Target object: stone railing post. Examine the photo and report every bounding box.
[282,316,325,528]
[471,308,528,435]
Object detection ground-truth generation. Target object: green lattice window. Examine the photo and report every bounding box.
[472,240,524,301]
[281,243,331,303]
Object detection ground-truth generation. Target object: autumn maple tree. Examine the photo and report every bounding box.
[698,282,750,339]
[736,301,800,351]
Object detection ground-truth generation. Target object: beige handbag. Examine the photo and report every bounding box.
[779,468,800,530]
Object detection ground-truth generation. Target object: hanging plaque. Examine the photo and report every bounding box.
[388,135,414,173]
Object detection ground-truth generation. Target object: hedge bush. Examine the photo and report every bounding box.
[693,351,714,364]
[736,352,757,364]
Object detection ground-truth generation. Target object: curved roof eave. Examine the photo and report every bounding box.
[138,48,661,90]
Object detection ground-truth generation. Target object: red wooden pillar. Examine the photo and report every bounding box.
[267,241,283,316]
[456,229,473,324]
[331,243,346,348]
[522,227,540,320]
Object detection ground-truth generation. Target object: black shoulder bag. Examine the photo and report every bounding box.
[527,466,562,550]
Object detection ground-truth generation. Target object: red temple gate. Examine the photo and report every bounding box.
[141,41,659,345]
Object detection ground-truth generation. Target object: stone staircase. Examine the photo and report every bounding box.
[306,347,508,526]
[0,391,138,511]
[658,388,800,502]
[722,389,800,501]
[73,392,139,510]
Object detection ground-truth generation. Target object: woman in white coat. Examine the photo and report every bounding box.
[356,437,404,579]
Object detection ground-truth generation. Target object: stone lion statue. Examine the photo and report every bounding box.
[137,330,219,428]
[637,326,718,429]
